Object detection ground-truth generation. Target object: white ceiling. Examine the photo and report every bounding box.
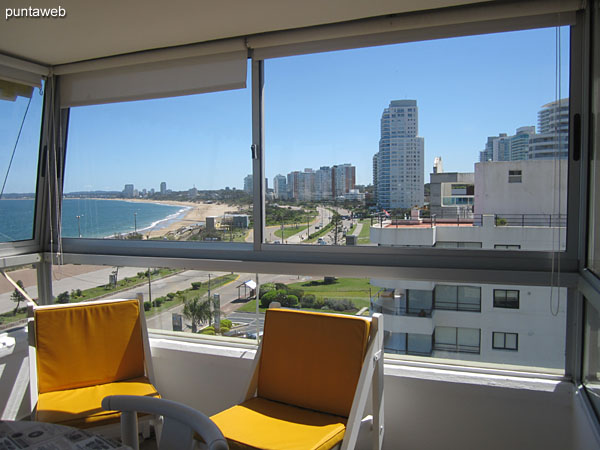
[0,0,486,66]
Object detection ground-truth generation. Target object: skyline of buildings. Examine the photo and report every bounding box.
[269,163,357,201]
[113,98,569,207]
[479,98,569,162]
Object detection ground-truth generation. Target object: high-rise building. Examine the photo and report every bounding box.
[314,167,332,201]
[273,175,287,199]
[528,98,569,159]
[160,182,167,195]
[243,174,253,194]
[374,100,424,209]
[123,184,134,198]
[332,164,356,198]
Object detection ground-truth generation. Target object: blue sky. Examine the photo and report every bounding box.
[1,26,570,193]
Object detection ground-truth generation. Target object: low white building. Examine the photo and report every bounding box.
[370,214,566,369]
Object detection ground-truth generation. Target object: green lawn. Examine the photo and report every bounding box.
[288,277,373,299]
[357,219,371,244]
[236,277,373,314]
[274,224,308,240]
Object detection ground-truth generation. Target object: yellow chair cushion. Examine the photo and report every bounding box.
[35,299,146,393]
[36,376,159,428]
[257,309,370,418]
[211,397,346,450]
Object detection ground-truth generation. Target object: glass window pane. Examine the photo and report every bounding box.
[435,285,457,309]
[48,264,258,341]
[62,68,251,244]
[0,264,37,419]
[505,333,518,350]
[458,328,479,348]
[407,333,432,356]
[0,82,43,243]
[407,289,432,314]
[264,28,569,252]
[435,327,456,345]
[458,286,481,311]
[493,332,505,348]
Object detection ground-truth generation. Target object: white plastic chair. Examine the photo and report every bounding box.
[102,395,228,450]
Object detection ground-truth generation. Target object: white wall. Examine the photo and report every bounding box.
[474,160,567,216]
[148,338,579,450]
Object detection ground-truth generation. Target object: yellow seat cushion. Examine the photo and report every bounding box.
[36,376,159,428]
[258,309,370,418]
[34,299,145,393]
[211,397,346,450]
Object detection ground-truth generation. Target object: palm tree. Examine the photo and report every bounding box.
[183,296,212,333]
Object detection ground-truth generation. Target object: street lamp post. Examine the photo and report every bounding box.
[76,215,83,238]
[134,212,137,234]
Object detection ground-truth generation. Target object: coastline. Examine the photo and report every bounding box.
[123,199,237,239]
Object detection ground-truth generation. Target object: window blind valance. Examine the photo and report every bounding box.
[58,49,248,107]
[247,0,581,60]
[0,53,47,88]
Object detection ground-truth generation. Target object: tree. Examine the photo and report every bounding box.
[10,280,26,315]
[183,297,212,333]
[56,291,70,304]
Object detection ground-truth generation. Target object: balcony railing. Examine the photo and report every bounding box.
[434,301,481,313]
[433,343,480,354]
[371,302,432,317]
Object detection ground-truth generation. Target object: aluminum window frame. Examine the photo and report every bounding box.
[0,4,591,381]
[492,331,519,351]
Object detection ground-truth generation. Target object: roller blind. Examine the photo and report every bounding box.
[248,0,582,59]
[59,49,247,107]
[0,53,46,88]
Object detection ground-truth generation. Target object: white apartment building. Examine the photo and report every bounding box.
[370,276,566,369]
[370,157,568,368]
[374,100,424,210]
[529,98,569,159]
[370,216,567,368]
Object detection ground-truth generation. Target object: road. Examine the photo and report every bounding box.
[0,266,144,314]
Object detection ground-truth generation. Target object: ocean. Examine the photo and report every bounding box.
[0,198,186,242]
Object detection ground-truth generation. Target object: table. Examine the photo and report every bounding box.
[0,420,131,449]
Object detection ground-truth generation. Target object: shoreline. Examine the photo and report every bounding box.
[122,199,239,239]
[64,197,240,239]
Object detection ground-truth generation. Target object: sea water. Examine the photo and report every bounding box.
[0,198,186,242]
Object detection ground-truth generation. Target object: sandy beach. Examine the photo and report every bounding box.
[124,199,239,239]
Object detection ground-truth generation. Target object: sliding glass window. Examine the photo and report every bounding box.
[263,27,570,252]
[62,64,251,244]
[0,81,44,243]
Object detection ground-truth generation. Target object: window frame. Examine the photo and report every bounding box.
[493,289,520,309]
[0,6,591,387]
[492,331,519,351]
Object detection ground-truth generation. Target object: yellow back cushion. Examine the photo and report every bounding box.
[35,299,145,393]
[257,309,370,418]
